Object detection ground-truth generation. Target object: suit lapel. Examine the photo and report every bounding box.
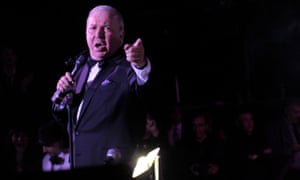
[75,61,116,126]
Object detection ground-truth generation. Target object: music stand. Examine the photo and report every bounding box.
[132,147,160,180]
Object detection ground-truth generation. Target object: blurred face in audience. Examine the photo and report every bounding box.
[192,115,208,141]
[1,47,17,76]
[238,112,254,134]
[287,104,300,123]
[42,142,61,157]
[11,131,28,149]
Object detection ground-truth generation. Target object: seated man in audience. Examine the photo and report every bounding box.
[38,120,70,172]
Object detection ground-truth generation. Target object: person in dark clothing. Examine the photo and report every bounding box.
[51,4,152,171]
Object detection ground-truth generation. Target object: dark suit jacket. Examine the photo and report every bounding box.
[52,51,149,170]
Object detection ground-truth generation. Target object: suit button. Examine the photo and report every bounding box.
[75,131,80,135]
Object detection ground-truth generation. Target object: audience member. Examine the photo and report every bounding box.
[266,98,300,180]
[226,108,273,180]
[3,125,42,175]
[0,46,40,139]
[167,105,183,148]
[38,120,70,172]
[0,46,22,135]
[133,111,168,180]
[173,112,226,180]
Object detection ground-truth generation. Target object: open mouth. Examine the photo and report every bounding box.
[95,42,102,47]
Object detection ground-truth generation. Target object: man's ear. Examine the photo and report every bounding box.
[120,31,125,44]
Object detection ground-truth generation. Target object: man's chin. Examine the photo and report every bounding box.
[91,51,107,60]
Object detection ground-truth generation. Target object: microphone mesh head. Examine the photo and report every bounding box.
[105,148,122,164]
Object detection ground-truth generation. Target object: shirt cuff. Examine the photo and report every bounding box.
[131,58,151,85]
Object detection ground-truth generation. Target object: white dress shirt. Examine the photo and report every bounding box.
[42,152,71,172]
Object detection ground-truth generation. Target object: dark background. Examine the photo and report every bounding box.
[1,0,300,110]
[3,1,300,178]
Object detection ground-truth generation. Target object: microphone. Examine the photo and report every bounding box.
[104,148,122,165]
[51,51,87,104]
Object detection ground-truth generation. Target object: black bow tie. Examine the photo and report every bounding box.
[87,59,105,68]
[50,156,64,165]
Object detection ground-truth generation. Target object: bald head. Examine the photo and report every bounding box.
[87,5,124,32]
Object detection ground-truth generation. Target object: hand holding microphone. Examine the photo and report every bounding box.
[51,72,75,103]
[51,52,87,104]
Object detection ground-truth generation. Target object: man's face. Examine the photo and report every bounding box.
[193,116,208,139]
[11,132,28,148]
[288,104,300,123]
[86,10,124,60]
[239,112,254,133]
[42,142,61,157]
